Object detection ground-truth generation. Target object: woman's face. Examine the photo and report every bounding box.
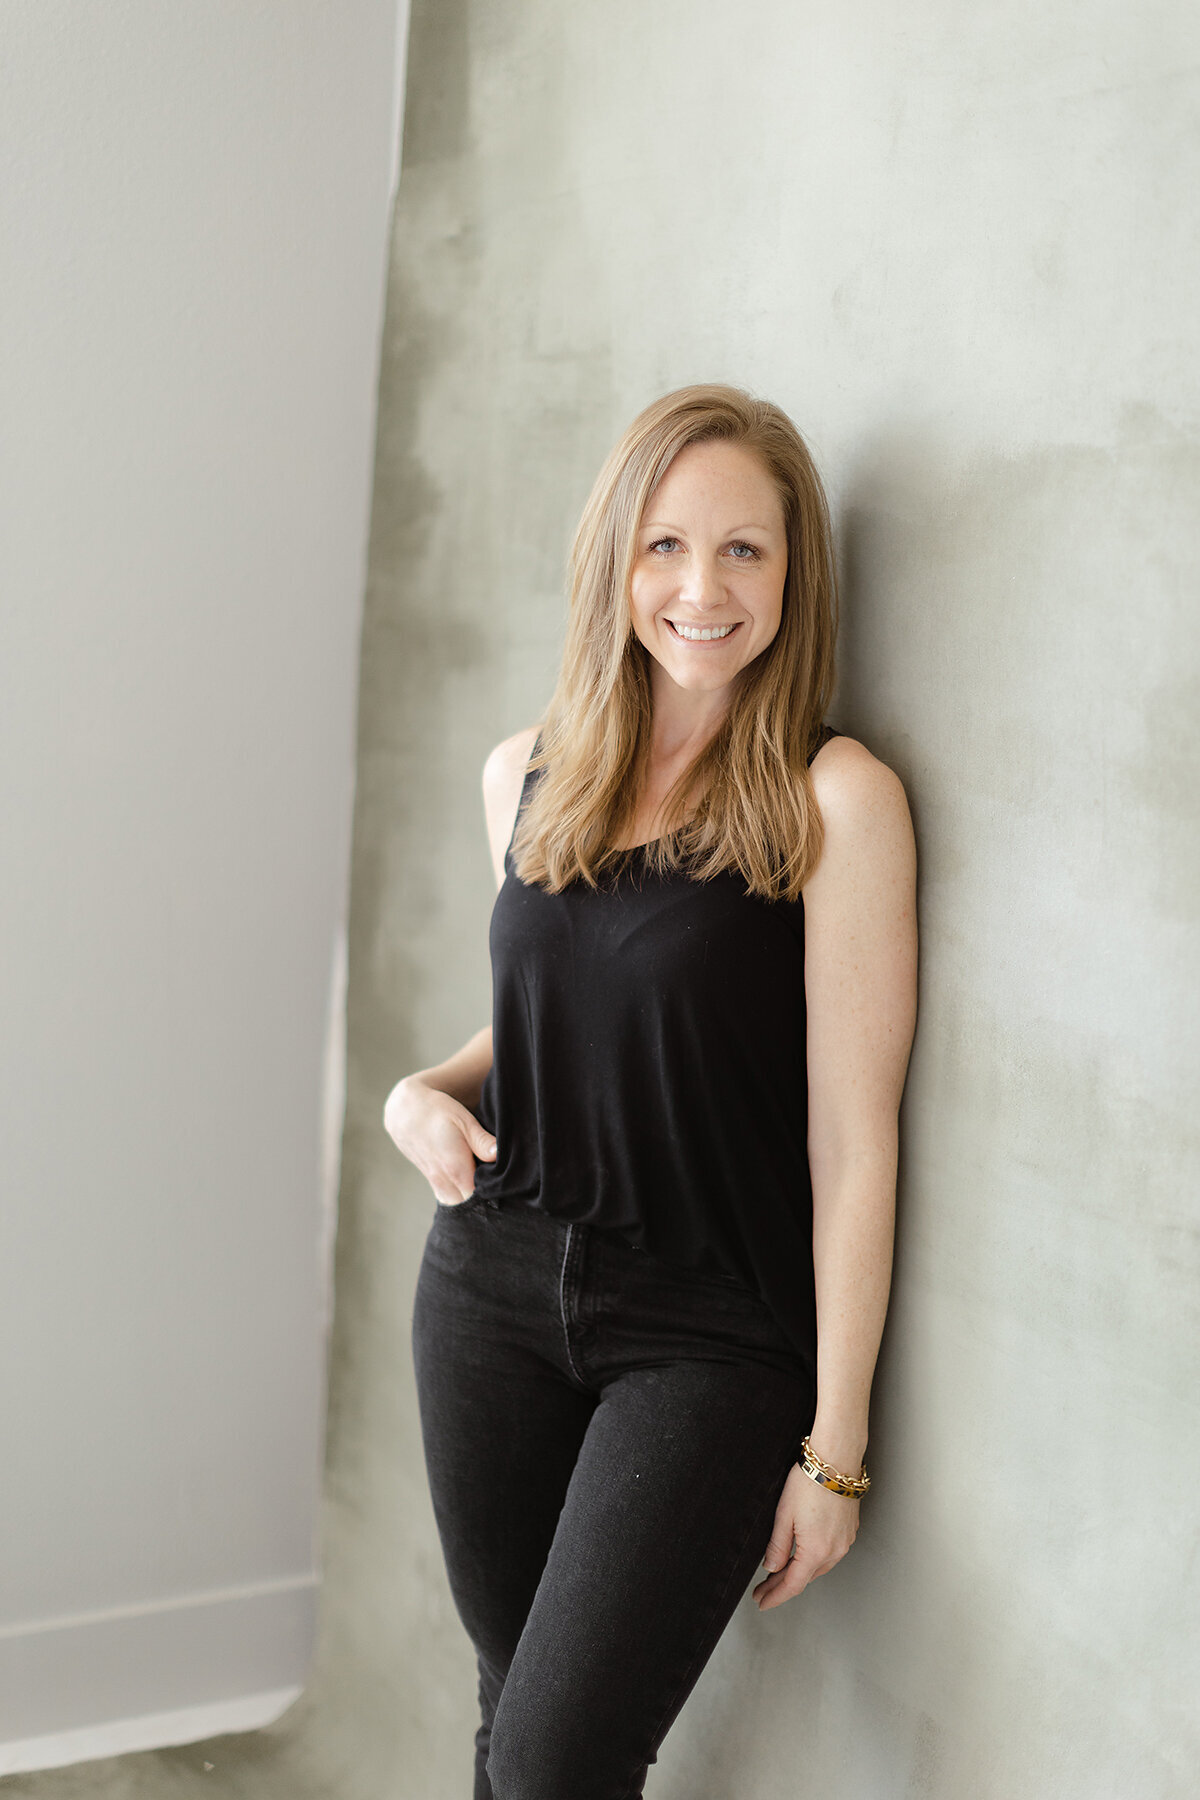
[628,439,788,701]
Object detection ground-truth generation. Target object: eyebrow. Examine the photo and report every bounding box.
[639,521,776,535]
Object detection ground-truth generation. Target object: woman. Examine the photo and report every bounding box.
[384,384,918,1799]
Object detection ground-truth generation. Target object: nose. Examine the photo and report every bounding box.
[677,553,725,610]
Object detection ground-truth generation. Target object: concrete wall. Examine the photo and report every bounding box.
[357,2,1198,1795]
[1,1,1196,1797]
[0,0,401,1761]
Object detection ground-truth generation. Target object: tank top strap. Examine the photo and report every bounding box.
[504,729,547,867]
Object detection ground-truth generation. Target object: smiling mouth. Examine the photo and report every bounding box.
[667,620,742,642]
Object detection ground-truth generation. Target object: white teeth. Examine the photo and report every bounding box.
[672,621,736,641]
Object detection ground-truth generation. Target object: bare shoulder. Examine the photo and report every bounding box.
[803,736,919,1141]
[803,732,916,906]
[482,725,542,888]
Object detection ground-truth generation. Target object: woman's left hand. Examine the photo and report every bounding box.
[752,1462,860,1610]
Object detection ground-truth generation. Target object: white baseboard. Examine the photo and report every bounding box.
[0,1575,317,1759]
[0,1685,302,1776]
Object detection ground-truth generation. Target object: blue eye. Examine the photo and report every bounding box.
[650,537,678,554]
[729,542,759,560]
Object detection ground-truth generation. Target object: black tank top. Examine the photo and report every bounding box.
[474,724,841,1365]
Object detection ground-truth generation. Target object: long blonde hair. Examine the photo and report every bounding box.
[511,383,839,902]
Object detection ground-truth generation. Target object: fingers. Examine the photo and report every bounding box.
[382,1079,497,1201]
[464,1114,498,1163]
[429,1147,481,1205]
[753,1553,815,1609]
[435,1108,495,1201]
[429,1166,471,1209]
[756,1509,808,1608]
[753,1532,852,1610]
[756,1472,861,1608]
[761,1527,795,1576]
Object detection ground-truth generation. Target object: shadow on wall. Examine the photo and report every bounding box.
[836,410,1199,926]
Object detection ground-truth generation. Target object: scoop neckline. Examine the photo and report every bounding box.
[609,724,839,851]
[599,723,841,862]
[614,834,667,855]
[613,825,689,858]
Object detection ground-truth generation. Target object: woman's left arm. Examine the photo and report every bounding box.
[755,739,918,1610]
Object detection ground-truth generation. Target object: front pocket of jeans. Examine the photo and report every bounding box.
[434,1191,486,1214]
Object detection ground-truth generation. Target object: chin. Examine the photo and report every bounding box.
[667,662,743,693]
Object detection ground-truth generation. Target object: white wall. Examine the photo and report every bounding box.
[0,0,403,1747]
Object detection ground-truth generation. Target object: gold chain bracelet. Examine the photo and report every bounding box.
[799,1434,871,1499]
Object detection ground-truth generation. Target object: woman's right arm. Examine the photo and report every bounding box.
[381,725,541,1205]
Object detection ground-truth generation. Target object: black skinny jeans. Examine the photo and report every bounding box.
[411,1192,817,1800]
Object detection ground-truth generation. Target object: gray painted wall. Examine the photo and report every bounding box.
[362,3,1199,1795]
[2,1,1195,1796]
[0,0,401,1760]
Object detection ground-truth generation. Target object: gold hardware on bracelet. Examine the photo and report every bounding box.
[799,1434,870,1499]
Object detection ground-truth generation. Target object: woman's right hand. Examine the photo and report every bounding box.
[382,1074,497,1206]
